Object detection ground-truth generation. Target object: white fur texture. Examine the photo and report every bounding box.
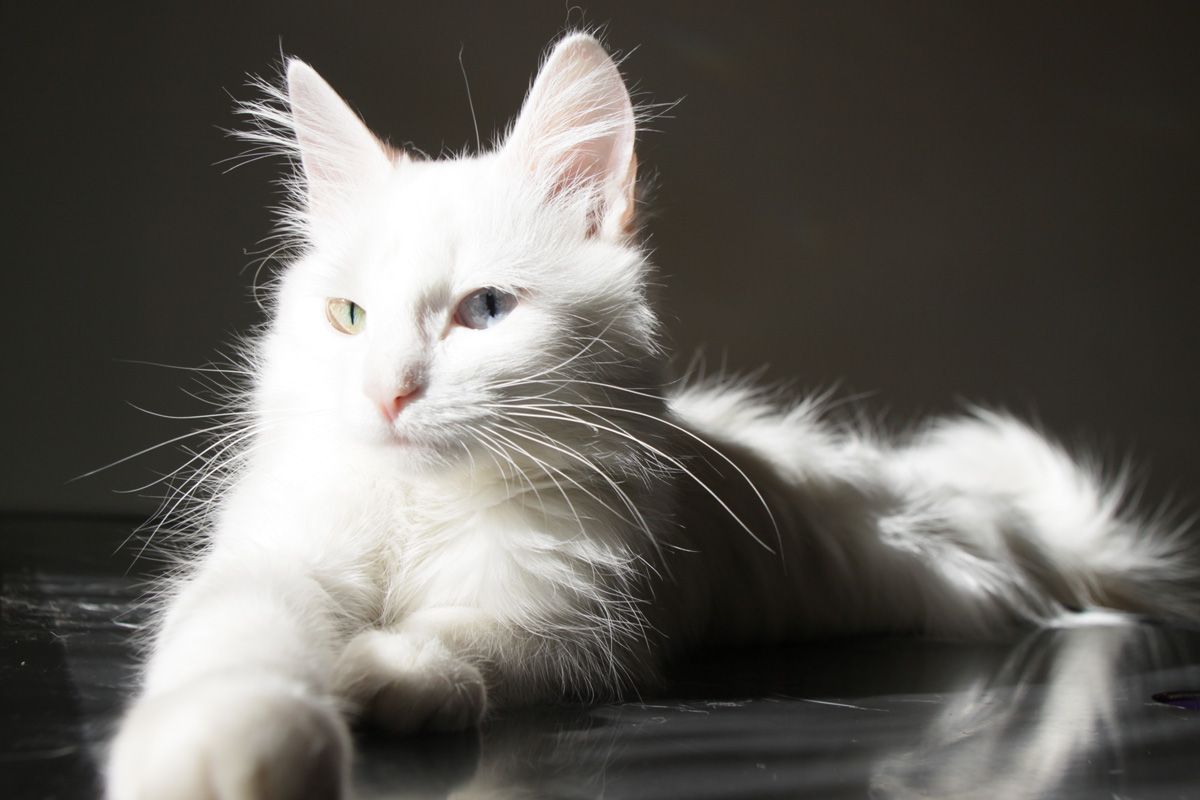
[107,33,1198,799]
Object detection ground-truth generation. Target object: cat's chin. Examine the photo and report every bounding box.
[366,428,429,456]
[343,416,422,450]
[359,428,466,474]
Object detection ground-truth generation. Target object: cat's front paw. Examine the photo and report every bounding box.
[107,672,350,800]
[336,630,487,734]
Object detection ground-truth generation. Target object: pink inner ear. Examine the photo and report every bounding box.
[507,35,638,238]
[286,60,392,229]
[615,152,638,234]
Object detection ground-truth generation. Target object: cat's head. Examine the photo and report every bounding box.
[255,34,663,471]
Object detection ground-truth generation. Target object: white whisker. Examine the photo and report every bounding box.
[498,404,775,553]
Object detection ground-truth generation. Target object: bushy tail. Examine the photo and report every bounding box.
[899,410,1200,625]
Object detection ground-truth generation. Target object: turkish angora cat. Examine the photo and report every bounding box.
[107,33,1197,799]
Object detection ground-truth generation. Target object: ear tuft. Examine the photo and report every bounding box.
[286,60,392,239]
[506,34,637,239]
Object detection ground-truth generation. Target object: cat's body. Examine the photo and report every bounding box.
[107,34,1197,800]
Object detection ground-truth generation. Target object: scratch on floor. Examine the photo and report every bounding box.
[793,697,889,713]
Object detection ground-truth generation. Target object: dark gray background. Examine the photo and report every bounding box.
[4,2,1197,517]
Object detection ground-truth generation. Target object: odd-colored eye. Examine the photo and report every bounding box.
[326,298,366,335]
[455,288,517,330]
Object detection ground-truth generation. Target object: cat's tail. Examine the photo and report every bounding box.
[668,380,1198,634]
[898,410,1200,626]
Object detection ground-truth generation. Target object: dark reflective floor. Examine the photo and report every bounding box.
[4,518,1200,799]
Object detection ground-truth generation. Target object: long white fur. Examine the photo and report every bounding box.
[107,32,1198,799]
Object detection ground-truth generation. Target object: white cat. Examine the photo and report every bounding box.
[107,33,1197,799]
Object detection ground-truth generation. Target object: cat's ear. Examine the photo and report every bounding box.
[506,34,637,239]
[286,59,393,237]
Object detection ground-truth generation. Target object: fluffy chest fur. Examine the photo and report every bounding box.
[229,421,671,649]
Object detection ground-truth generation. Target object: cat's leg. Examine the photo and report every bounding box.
[333,607,489,734]
[334,599,654,733]
[107,553,354,800]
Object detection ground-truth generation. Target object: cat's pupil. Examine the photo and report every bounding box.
[456,287,516,330]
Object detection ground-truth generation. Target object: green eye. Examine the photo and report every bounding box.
[326,298,366,335]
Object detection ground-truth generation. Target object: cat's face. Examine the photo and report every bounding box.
[260,36,659,471]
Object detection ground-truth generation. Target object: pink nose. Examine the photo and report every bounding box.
[380,385,421,421]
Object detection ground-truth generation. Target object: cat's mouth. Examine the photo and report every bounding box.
[381,426,415,447]
[382,421,447,454]
[350,413,419,450]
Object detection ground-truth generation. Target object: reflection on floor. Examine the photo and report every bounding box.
[4,518,1199,799]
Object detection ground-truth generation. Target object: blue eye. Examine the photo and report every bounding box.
[454,287,517,330]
